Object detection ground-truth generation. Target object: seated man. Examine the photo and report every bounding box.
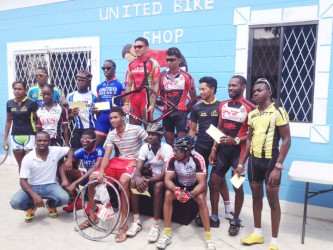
[127,123,173,242]
[156,136,216,250]
[9,131,70,223]
[78,106,149,243]
[61,129,104,212]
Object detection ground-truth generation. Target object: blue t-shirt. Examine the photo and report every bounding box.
[73,146,105,170]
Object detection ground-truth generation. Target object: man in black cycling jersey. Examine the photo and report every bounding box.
[156,136,215,250]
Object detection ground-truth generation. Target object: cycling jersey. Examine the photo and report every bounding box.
[36,104,68,139]
[219,97,255,138]
[6,97,38,135]
[190,98,220,147]
[138,142,173,177]
[160,69,195,110]
[248,103,289,159]
[166,151,206,187]
[73,145,104,170]
[67,90,98,129]
[28,85,65,108]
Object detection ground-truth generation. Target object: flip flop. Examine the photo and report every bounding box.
[74,219,98,232]
[115,225,128,243]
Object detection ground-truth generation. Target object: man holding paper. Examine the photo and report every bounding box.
[208,75,255,236]
[128,123,173,242]
[189,76,232,227]
[95,60,125,146]
[67,70,98,149]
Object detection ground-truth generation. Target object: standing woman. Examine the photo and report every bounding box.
[36,84,69,146]
[4,81,38,172]
[236,78,291,250]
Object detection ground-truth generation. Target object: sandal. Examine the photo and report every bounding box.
[74,218,99,232]
[115,225,128,243]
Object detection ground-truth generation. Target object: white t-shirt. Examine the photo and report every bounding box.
[138,142,173,176]
[20,146,70,185]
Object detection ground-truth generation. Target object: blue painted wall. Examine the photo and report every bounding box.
[1,0,332,208]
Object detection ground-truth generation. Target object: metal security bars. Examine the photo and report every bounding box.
[248,23,317,123]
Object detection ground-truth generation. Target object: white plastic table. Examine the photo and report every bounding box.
[288,161,333,244]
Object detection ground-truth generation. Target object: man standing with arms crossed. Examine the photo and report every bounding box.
[208,75,255,236]
[189,76,233,227]
[123,37,160,125]
[160,47,197,145]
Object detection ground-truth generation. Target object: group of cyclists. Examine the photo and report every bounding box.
[6,36,291,250]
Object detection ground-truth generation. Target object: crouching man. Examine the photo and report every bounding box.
[10,131,70,222]
[156,136,216,250]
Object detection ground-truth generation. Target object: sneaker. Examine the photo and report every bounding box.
[126,221,142,237]
[241,233,264,245]
[63,197,83,213]
[224,211,234,220]
[209,217,220,228]
[228,219,241,236]
[47,206,59,219]
[205,240,216,250]
[25,207,37,223]
[156,234,171,249]
[195,213,203,227]
[147,226,160,242]
[268,244,278,250]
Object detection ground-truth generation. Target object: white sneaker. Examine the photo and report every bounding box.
[205,240,216,250]
[147,226,160,242]
[156,234,171,249]
[126,221,142,236]
[224,211,234,220]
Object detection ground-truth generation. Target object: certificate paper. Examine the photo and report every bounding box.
[131,188,151,197]
[230,174,245,189]
[69,102,87,109]
[94,102,110,110]
[206,124,225,143]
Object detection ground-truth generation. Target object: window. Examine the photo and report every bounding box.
[247,23,317,123]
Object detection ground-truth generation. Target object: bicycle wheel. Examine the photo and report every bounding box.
[0,133,9,165]
[73,179,122,241]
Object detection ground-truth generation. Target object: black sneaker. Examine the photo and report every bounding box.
[195,214,203,227]
[209,217,220,228]
[228,219,241,236]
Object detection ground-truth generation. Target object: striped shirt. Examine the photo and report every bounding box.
[105,124,148,159]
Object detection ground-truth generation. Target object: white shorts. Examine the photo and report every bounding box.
[11,135,35,151]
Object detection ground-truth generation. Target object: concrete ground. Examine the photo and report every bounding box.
[1,163,333,250]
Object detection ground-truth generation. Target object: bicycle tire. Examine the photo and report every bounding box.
[0,133,9,165]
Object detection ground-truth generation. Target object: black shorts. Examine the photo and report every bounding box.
[162,110,188,133]
[211,145,240,178]
[70,129,89,149]
[173,179,197,192]
[247,155,280,185]
[194,143,211,168]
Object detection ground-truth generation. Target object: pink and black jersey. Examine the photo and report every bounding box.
[219,97,255,138]
[166,151,206,187]
[160,69,195,110]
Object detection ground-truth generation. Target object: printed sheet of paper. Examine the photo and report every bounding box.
[206,124,225,143]
[68,102,87,109]
[131,188,151,197]
[94,101,110,110]
[230,174,245,189]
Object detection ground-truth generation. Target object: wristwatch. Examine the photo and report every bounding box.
[275,163,283,170]
[235,137,240,145]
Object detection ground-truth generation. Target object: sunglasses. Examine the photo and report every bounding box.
[35,73,48,78]
[173,149,185,154]
[80,138,96,143]
[101,66,115,71]
[166,58,176,63]
[77,78,88,82]
[133,45,145,49]
[255,78,272,91]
